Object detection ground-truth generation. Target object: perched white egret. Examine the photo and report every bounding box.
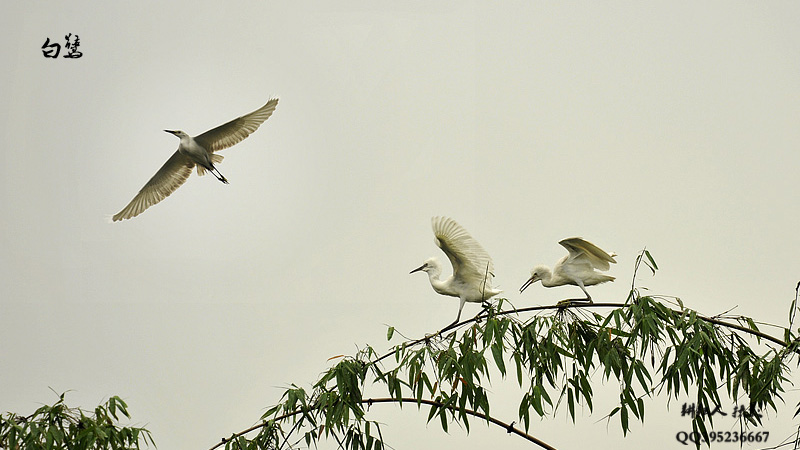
[112,98,279,221]
[411,216,502,325]
[520,237,616,303]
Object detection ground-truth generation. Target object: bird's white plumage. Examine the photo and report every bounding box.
[112,98,278,222]
[112,151,194,222]
[194,98,279,152]
[559,237,616,272]
[412,216,501,324]
[520,237,616,302]
[432,216,495,293]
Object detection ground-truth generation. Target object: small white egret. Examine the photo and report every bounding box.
[112,98,279,221]
[520,237,616,303]
[411,216,502,325]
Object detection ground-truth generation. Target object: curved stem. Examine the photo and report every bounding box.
[210,397,557,450]
[373,301,795,366]
[210,298,795,450]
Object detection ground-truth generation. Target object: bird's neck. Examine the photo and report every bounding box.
[426,269,451,295]
[539,268,558,287]
[180,135,198,149]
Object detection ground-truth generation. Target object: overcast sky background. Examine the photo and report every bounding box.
[3,2,800,449]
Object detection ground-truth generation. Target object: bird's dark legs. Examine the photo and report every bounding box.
[556,283,593,307]
[454,298,466,323]
[209,166,229,184]
[577,283,593,303]
[442,298,467,330]
[442,298,496,332]
[557,297,592,303]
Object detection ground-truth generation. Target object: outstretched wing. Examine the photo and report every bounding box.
[194,98,279,152]
[559,237,616,271]
[432,216,495,287]
[113,151,194,221]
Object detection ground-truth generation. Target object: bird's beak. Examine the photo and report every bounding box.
[519,276,536,293]
[410,264,426,274]
[164,130,178,135]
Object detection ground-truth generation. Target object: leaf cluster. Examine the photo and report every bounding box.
[214,252,799,449]
[0,392,154,450]
[218,301,796,448]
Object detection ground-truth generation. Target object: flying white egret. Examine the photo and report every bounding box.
[411,216,502,325]
[519,237,616,303]
[112,98,279,221]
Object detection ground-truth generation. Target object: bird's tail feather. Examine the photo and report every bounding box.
[196,154,225,176]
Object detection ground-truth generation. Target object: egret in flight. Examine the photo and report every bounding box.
[112,98,279,221]
[411,216,501,325]
[519,237,616,303]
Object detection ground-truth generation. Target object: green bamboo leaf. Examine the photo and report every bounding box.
[633,362,651,390]
[567,387,575,421]
[637,397,645,422]
[745,317,759,333]
[620,405,629,434]
[485,318,495,345]
[644,250,658,271]
[491,343,506,375]
[531,386,544,416]
[514,353,523,386]
[426,401,438,423]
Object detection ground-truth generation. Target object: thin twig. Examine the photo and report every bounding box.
[212,297,796,450]
[211,397,557,450]
[373,300,795,367]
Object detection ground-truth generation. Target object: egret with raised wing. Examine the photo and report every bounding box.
[411,216,502,325]
[112,98,279,221]
[520,237,616,303]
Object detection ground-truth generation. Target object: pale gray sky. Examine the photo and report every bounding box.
[3,2,800,449]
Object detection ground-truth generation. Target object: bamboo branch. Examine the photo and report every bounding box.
[211,397,557,450]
